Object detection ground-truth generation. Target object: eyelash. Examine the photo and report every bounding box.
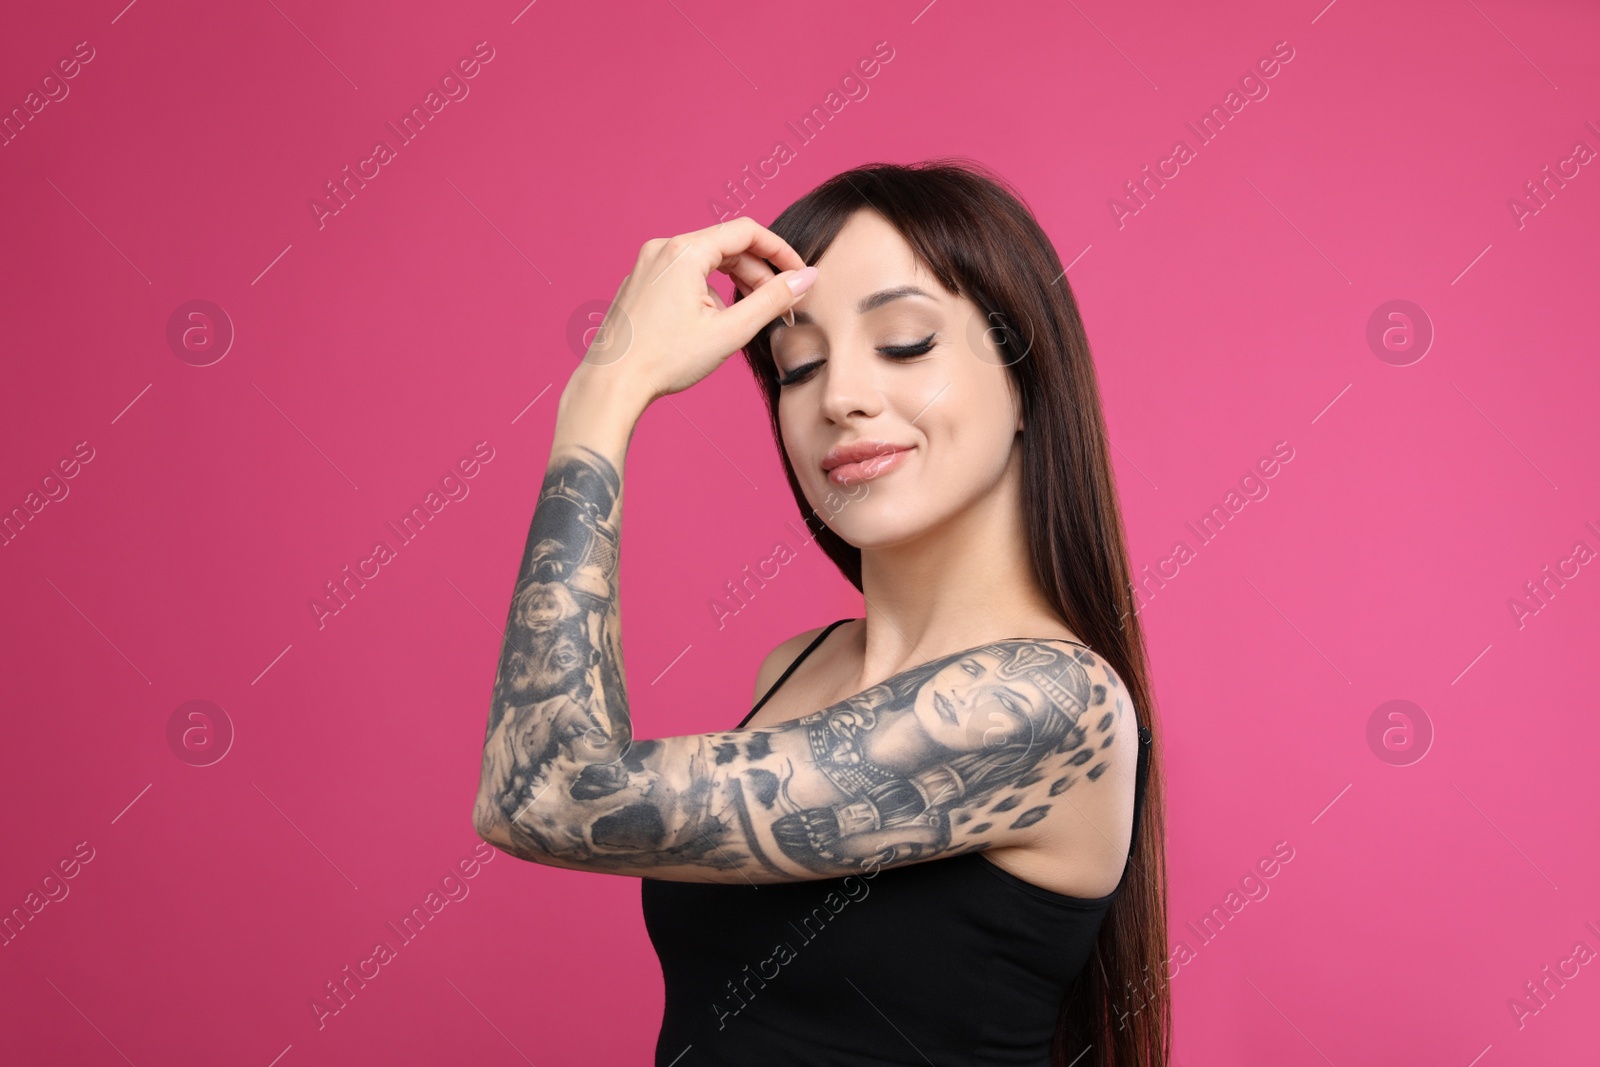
[775,332,938,388]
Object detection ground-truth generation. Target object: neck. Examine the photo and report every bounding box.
[852,442,1061,682]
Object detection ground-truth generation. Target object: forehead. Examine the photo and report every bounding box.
[801,209,950,311]
[950,648,1008,672]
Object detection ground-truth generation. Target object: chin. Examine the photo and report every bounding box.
[824,513,932,551]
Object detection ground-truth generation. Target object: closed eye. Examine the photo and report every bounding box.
[881,332,939,358]
[776,332,939,388]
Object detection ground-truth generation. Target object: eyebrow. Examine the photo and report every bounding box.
[770,284,939,334]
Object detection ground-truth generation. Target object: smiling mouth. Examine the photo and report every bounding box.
[824,445,913,487]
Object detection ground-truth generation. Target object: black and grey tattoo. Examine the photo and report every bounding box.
[474,444,1127,882]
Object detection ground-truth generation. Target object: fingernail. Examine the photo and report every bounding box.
[785,265,817,295]
[783,309,795,328]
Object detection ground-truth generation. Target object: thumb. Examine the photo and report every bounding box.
[723,266,817,342]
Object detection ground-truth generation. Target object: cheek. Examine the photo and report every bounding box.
[917,362,1016,453]
[918,405,1014,487]
[777,407,812,475]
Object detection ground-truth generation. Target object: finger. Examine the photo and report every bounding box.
[719,250,777,298]
[706,281,728,311]
[719,250,802,326]
[690,216,806,274]
[715,265,816,346]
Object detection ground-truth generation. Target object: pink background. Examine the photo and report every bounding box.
[3,0,1598,1063]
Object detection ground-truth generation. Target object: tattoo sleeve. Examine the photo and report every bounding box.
[473,444,1129,883]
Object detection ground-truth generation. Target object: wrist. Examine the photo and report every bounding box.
[553,366,650,461]
[560,363,653,421]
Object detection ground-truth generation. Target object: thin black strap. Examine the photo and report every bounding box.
[1005,636,1152,857]
[736,618,855,729]
[1130,720,1152,858]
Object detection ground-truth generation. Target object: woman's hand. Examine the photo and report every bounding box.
[577,217,818,411]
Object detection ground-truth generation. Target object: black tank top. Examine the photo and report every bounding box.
[640,618,1152,1066]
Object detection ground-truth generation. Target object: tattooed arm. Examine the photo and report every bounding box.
[472,376,1132,883]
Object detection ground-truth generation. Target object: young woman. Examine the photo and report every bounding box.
[474,160,1169,1066]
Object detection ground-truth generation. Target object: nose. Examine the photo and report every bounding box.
[817,346,885,424]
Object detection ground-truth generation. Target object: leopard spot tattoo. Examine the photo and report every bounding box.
[1010,806,1050,830]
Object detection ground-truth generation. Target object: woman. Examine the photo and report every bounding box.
[474,159,1169,1066]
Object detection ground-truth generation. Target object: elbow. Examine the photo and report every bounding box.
[473,791,556,864]
[472,809,501,849]
[471,792,520,856]
[471,790,497,841]
[474,816,537,863]
[475,828,518,861]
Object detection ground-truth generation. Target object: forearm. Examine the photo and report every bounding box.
[473,368,651,859]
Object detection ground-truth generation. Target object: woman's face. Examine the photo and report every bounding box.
[769,209,1022,550]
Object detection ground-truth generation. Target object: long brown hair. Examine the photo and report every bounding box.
[733,158,1171,1066]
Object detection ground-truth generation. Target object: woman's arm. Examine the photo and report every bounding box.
[470,368,647,853]
[470,220,1134,884]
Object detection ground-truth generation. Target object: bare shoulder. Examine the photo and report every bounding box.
[750,622,841,706]
[987,642,1143,896]
[1036,642,1142,814]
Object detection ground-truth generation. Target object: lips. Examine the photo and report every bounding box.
[821,440,914,487]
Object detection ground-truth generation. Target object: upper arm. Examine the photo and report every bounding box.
[478,638,1136,885]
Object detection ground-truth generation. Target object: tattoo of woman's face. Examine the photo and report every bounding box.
[912,646,1080,764]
